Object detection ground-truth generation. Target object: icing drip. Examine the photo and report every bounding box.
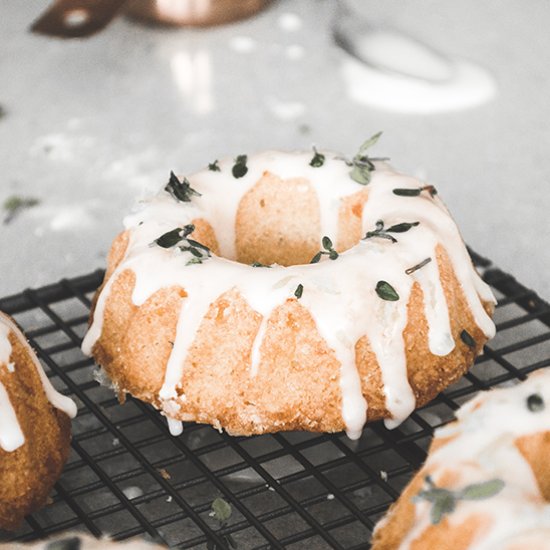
[0,381,25,452]
[397,369,550,549]
[82,151,495,439]
[0,312,77,452]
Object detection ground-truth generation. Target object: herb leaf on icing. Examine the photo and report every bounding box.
[232,155,248,178]
[3,195,40,224]
[165,171,202,202]
[294,284,304,299]
[208,160,221,171]
[527,393,545,412]
[153,225,211,264]
[310,147,325,168]
[375,281,399,301]
[364,220,420,244]
[251,262,272,268]
[414,476,504,525]
[393,185,438,198]
[349,132,389,185]
[405,257,432,275]
[310,236,339,263]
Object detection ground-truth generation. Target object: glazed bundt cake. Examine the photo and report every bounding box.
[0,311,77,530]
[2,533,165,549]
[372,368,550,549]
[82,141,495,439]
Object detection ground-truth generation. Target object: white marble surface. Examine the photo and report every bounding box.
[1,0,549,300]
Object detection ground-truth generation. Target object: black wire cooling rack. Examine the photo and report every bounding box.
[1,251,550,549]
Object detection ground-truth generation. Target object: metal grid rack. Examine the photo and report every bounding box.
[1,251,550,549]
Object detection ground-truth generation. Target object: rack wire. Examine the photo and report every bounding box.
[1,251,550,549]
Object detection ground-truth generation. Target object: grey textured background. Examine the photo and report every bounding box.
[1,0,549,299]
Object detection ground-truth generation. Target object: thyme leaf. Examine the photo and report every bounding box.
[211,497,232,524]
[310,147,325,168]
[527,393,545,412]
[364,220,419,244]
[310,236,339,263]
[294,284,304,299]
[232,155,248,178]
[414,476,504,525]
[405,257,432,275]
[208,160,221,172]
[393,185,437,198]
[3,195,40,224]
[375,281,399,301]
[165,171,201,202]
[349,132,389,185]
[153,225,211,264]
[251,262,271,268]
[460,329,476,348]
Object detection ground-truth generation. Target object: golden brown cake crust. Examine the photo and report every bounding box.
[0,319,72,531]
[90,231,491,436]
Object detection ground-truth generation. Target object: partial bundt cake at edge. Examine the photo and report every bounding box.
[83,146,495,439]
[0,312,77,530]
[372,368,550,549]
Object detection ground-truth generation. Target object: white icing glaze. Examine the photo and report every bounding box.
[395,369,550,549]
[0,312,77,452]
[82,150,495,439]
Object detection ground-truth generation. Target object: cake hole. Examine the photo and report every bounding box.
[63,9,90,28]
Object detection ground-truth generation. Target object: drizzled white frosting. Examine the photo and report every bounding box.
[0,312,77,452]
[81,150,495,439]
[396,369,550,549]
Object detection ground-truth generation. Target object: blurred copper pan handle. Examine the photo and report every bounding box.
[125,0,270,27]
[31,0,271,38]
[31,0,128,38]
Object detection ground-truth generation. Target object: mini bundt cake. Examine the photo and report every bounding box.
[2,533,165,549]
[0,312,77,530]
[82,141,495,439]
[372,368,550,549]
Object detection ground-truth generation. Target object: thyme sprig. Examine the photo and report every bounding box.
[413,476,505,525]
[405,257,432,275]
[349,132,389,185]
[3,195,40,224]
[232,155,248,178]
[375,281,399,301]
[251,262,272,268]
[208,498,237,549]
[310,236,339,263]
[310,147,325,168]
[165,171,201,202]
[153,224,211,265]
[393,185,438,198]
[208,160,221,172]
[460,329,476,348]
[364,220,420,244]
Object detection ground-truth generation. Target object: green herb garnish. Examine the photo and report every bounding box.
[349,132,389,185]
[375,280,399,301]
[153,225,211,265]
[208,160,221,172]
[310,236,339,263]
[3,195,40,224]
[45,537,82,550]
[251,262,272,268]
[405,257,432,275]
[364,220,420,244]
[413,476,504,525]
[208,498,237,549]
[232,155,248,178]
[393,185,437,198]
[310,147,325,168]
[294,284,304,299]
[165,171,201,202]
[460,329,476,348]
[527,393,545,412]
